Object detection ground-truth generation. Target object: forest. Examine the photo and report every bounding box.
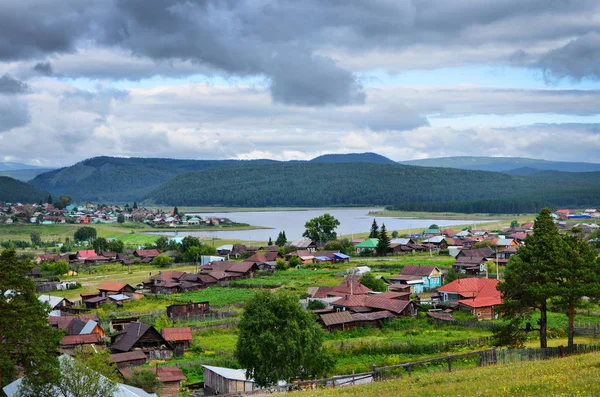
[0,176,50,203]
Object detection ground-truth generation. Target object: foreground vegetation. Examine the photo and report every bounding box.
[300,351,600,397]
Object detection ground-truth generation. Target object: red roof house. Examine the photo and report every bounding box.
[438,278,502,320]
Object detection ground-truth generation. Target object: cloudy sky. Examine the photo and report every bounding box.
[1,0,600,167]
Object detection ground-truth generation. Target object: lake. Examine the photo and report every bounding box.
[146,208,494,243]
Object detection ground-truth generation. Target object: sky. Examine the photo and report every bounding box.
[1,0,600,167]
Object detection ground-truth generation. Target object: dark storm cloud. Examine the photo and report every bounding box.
[3,0,600,104]
[537,32,600,82]
[0,74,28,94]
[33,61,53,76]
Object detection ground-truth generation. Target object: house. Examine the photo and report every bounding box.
[110,322,173,360]
[355,238,378,254]
[98,281,136,297]
[319,311,356,332]
[121,366,186,397]
[420,236,448,251]
[167,301,211,319]
[389,265,443,293]
[288,238,317,252]
[60,333,104,349]
[110,351,148,368]
[39,294,74,316]
[3,355,158,397]
[202,365,259,396]
[246,251,282,264]
[49,314,100,331]
[331,294,417,317]
[161,327,193,352]
[438,278,502,320]
[496,238,519,251]
[133,249,160,259]
[422,227,441,237]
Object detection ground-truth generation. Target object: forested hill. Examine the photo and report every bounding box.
[310,152,397,164]
[0,176,50,203]
[147,162,598,208]
[29,156,278,202]
[400,156,600,173]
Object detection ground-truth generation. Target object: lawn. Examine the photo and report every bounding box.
[299,351,600,397]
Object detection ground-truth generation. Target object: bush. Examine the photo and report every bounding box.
[275,258,289,271]
[68,282,82,290]
[359,272,387,292]
[125,370,161,394]
[288,256,301,268]
[151,254,174,268]
[307,300,326,310]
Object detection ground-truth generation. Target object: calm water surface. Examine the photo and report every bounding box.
[147,208,494,242]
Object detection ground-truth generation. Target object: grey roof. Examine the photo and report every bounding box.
[202,365,253,382]
[289,238,315,248]
[111,322,152,352]
[109,294,131,301]
[390,238,411,245]
[421,236,445,244]
[80,320,98,335]
[38,294,68,309]
[496,238,514,246]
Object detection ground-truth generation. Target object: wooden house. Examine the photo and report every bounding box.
[97,281,136,297]
[166,302,210,319]
[110,322,173,360]
[60,333,104,349]
[438,278,502,320]
[121,366,186,397]
[202,365,258,395]
[110,351,148,368]
[161,327,193,352]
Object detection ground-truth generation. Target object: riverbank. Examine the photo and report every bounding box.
[368,210,536,221]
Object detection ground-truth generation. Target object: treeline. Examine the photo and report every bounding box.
[386,192,600,214]
[148,162,600,207]
[0,176,50,203]
[29,156,276,202]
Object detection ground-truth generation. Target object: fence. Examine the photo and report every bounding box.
[427,317,499,330]
[230,282,283,289]
[191,320,239,332]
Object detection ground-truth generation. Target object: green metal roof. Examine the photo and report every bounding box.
[355,238,379,248]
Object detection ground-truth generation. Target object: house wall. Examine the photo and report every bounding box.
[161,381,180,397]
[471,305,495,320]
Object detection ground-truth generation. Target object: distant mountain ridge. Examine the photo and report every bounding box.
[399,156,600,173]
[0,176,50,203]
[0,162,49,171]
[310,152,397,164]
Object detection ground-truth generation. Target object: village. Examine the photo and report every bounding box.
[2,203,599,396]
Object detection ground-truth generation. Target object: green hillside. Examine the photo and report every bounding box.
[29,156,277,203]
[310,152,397,164]
[147,162,597,208]
[400,156,600,173]
[0,169,53,181]
[0,176,50,203]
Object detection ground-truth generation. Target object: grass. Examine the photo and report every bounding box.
[298,351,600,397]
[176,287,257,306]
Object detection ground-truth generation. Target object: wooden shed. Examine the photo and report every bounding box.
[202,365,257,396]
[166,301,210,319]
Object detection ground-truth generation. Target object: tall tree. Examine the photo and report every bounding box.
[377,223,390,256]
[302,213,340,244]
[92,237,108,255]
[74,226,96,242]
[236,290,334,387]
[267,237,273,246]
[173,206,179,216]
[275,231,287,247]
[0,250,62,390]
[132,201,138,209]
[106,239,125,253]
[555,235,600,348]
[369,219,379,238]
[116,213,125,224]
[30,231,42,247]
[496,208,565,348]
[47,194,53,205]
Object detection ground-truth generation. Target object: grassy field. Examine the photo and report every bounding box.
[299,351,600,397]
[368,210,536,221]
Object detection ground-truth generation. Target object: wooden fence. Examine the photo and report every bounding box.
[334,336,493,356]
[191,320,239,332]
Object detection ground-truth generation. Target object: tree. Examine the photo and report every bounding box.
[445,267,460,283]
[55,195,72,210]
[17,354,119,397]
[236,290,334,387]
[510,220,520,228]
[154,236,170,251]
[391,230,399,238]
[70,346,121,383]
[429,224,440,229]
[288,255,301,268]
[91,237,108,255]
[116,213,125,224]
[359,272,387,292]
[47,194,53,205]
[275,231,287,247]
[275,257,288,271]
[474,240,496,250]
[377,223,390,256]
[124,369,161,394]
[132,201,138,209]
[30,231,42,247]
[106,239,125,253]
[496,208,565,348]
[152,254,174,268]
[173,206,179,216]
[268,237,273,246]
[302,213,340,244]
[40,260,70,277]
[181,236,202,252]
[74,226,97,242]
[369,219,379,238]
[555,235,600,348]
[183,245,202,263]
[0,249,62,391]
